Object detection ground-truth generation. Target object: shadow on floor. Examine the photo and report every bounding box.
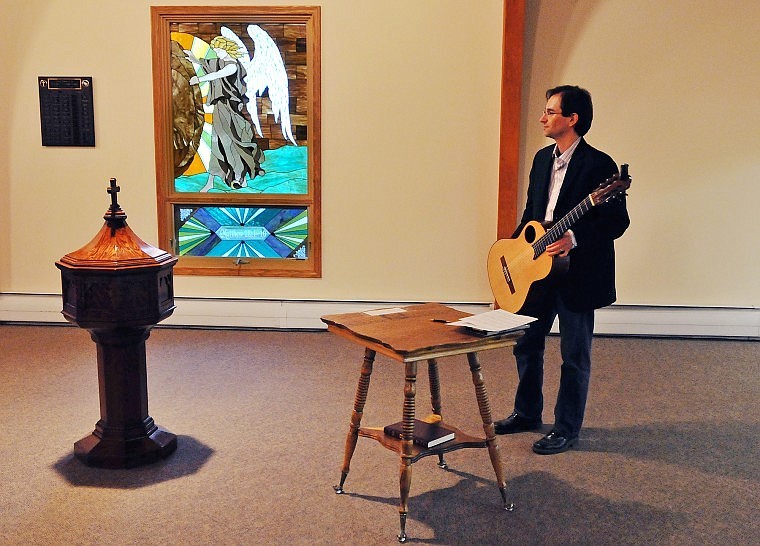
[341,467,684,545]
[577,421,758,480]
[52,435,214,489]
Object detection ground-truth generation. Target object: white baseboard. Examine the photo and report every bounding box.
[1,293,757,339]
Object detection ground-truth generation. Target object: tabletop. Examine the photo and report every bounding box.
[321,302,523,362]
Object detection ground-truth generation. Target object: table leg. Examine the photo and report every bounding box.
[427,358,447,469]
[334,348,375,495]
[466,352,509,509]
[398,360,417,543]
[427,358,442,416]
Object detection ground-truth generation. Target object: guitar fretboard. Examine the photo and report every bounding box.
[532,196,594,258]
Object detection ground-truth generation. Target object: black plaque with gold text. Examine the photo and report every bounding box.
[38,76,95,147]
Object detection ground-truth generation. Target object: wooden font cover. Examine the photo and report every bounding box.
[57,178,175,270]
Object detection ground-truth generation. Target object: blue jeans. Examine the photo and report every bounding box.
[512,292,595,438]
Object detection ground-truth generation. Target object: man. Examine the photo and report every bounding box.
[494,85,630,454]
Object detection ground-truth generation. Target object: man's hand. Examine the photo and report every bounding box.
[546,231,576,257]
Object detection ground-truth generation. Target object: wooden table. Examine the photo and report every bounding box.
[321,303,522,543]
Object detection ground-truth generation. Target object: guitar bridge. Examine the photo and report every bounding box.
[500,256,516,295]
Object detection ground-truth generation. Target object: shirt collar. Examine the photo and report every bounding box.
[554,137,582,162]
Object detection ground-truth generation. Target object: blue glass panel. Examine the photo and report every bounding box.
[175,206,308,258]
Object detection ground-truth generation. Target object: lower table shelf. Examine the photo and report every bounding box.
[359,416,487,464]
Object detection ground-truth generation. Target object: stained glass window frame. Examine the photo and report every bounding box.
[150,6,321,277]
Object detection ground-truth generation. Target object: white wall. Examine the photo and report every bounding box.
[1,0,758,315]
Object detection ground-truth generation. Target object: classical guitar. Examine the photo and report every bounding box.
[487,165,631,313]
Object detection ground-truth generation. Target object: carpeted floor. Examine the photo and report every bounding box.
[0,324,757,545]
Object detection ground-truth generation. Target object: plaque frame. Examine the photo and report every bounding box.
[38,76,96,147]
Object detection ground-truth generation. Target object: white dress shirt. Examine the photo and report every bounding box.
[545,137,581,248]
[544,137,581,222]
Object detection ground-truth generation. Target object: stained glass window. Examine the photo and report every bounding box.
[151,6,321,277]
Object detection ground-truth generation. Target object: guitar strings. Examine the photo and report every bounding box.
[500,179,625,272]
[533,197,593,257]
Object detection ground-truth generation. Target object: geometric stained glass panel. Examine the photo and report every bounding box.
[174,205,308,258]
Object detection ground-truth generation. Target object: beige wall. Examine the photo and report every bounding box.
[2,0,758,308]
[523,0,760,307]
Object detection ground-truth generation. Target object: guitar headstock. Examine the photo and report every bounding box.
[591,164,631,205]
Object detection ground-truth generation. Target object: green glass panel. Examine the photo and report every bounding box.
[174,206,308,258]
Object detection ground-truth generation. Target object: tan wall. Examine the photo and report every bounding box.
[2,0,758,307]
[522,0,760,307]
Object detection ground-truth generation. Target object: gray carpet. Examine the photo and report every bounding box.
[0,324,757,545]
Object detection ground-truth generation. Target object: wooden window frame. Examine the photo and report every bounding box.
[150,6,321,277]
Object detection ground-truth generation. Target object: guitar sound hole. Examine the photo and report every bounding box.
[524,225,536,243]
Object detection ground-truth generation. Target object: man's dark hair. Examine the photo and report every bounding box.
[546,85,593,136]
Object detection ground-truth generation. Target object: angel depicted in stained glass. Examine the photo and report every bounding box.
[176,25,299,193]
[185,35,265,191]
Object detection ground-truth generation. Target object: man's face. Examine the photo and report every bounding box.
[540,93,577,141]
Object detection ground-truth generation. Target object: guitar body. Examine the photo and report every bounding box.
[487,221,569,313]
[487,166,631,313]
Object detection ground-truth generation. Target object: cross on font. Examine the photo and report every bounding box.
[107,178,120,211]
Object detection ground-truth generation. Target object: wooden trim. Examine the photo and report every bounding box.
[173,255,320,277]
[5,293,759,338]
[497,0,525,239]
[151,8,173,250]
[306,6,322,278]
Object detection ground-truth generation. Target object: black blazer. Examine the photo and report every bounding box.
[514,138,630,311]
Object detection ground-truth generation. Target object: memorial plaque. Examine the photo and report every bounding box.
[38,76,95,147]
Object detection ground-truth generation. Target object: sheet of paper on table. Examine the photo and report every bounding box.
[448,309,537,335]
[363,307,408,316]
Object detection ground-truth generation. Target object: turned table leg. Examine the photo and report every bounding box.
[427,358,447,469]
[427,358,443,416]
[466,352,509,508]
[334,348,375,495]
[397,361,417,543]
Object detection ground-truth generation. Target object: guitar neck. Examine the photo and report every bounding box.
[533,196,594,257]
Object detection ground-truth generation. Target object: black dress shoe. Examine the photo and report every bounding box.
[532,430,578,455]
[494,411,542,435]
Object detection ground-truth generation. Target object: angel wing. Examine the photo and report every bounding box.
[246,24,297,146]
[218,25,297,146]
